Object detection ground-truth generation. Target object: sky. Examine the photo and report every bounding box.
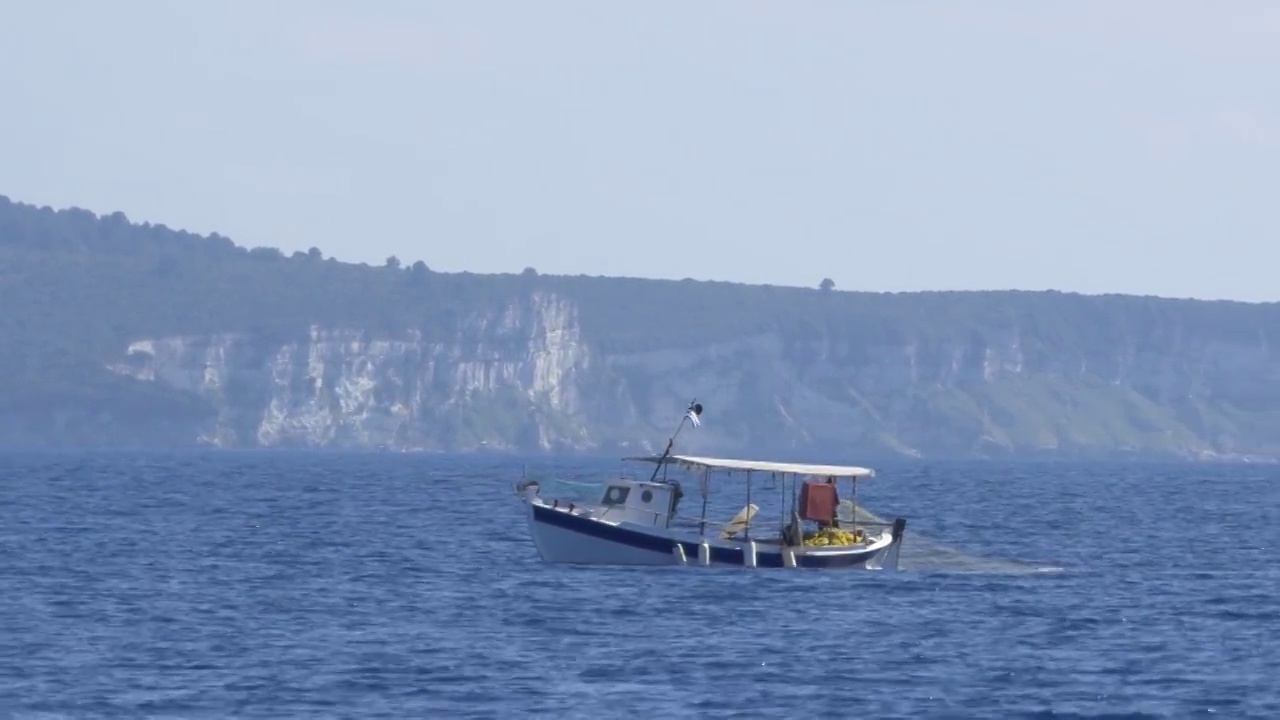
[1,1,1277,301]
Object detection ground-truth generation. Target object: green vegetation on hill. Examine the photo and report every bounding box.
[2,193,1278,458]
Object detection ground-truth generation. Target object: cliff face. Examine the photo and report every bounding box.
[100,289,1280,461]
[106,292,602,452]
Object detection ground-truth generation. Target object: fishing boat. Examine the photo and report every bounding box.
[513,400,907,569]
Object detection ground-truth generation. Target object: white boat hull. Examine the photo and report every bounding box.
[526,502,679,566]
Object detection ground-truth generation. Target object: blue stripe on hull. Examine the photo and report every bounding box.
[530,503,881,569]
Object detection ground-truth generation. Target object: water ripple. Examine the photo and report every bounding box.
[1,452,1278,717]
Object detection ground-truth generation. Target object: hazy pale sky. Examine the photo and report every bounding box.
[2,1,1277,301]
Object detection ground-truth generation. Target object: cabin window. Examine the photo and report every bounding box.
[640,489,653,503]
[603,486,630,506]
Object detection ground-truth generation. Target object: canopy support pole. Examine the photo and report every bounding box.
[850,478,857,532]
[699,468,709,537]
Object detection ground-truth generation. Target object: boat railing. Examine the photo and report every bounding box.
[578,500,895,536]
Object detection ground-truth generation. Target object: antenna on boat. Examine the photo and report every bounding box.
[647,398,702,484]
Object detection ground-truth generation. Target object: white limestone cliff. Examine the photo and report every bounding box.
[108,291,595,451]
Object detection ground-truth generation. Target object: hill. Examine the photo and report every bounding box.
[2,193,1278,460]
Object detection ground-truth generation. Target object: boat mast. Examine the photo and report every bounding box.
[646,398,702,484]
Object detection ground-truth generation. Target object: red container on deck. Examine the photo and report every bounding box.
[799,480,838,523]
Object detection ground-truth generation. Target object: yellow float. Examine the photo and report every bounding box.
[802,526,865,547]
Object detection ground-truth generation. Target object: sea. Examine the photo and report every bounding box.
[1,450,1277,718]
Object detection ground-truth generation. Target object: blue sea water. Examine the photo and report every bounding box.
[1,450,1278,718]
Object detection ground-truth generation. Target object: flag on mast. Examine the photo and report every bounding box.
[686,401,703,428]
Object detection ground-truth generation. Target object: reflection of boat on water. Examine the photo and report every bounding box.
[514,400,907,570]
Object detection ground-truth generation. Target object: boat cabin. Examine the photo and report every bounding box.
[596,479,680,528]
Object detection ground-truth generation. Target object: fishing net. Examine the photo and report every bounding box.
[848,503,1063,574]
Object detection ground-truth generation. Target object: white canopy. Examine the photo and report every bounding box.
[629,454,876,479]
